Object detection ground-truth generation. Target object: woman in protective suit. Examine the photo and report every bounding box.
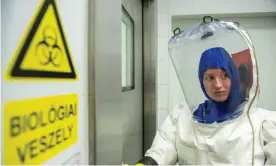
[136,47,276,165]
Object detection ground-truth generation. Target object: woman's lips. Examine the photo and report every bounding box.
[214,91,225,94]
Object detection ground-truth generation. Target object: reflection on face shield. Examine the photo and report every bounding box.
[194,47,246,124]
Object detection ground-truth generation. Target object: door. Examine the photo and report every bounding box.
[121,0,143,164]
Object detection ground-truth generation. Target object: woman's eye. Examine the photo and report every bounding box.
[205,76,213,80]
[221,73,229,79]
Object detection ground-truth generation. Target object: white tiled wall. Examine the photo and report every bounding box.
[169,0,276,16]
[157,109,169,128]
[157,85,168,109]
[157,60,168,85]
[156,0,171,128]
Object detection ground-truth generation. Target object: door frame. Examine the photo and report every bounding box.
[87,0,96,164]
[141,0,158,154]
[87,0,158,164]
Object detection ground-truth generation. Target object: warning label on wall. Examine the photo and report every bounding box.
[5,0,77,81]
[3,94,78,165]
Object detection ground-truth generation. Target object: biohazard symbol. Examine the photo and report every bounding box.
[5,0,77,81]
[36,26,63,67]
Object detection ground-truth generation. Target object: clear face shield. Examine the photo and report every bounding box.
[169,16,259,124]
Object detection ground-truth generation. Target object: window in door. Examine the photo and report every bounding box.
[121,6,135,92]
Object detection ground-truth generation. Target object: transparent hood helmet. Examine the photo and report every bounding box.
[168,16,259,124]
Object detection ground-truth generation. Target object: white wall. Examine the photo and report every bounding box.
[1,0,88,164]
[156,0,276,128]
[156,0,172,128]
[170,0,276,17]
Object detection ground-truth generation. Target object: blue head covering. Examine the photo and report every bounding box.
[193,47,246,124]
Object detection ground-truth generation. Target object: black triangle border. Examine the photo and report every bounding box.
[10,0,77,79]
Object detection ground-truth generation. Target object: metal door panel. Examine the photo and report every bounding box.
[122,0,143,163]
[93,0,123,164]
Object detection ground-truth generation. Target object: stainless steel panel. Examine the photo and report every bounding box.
[142,0,158,153]
[89,0,158,164]
[93,0,123,164]
[121,0,143,164]
[88,0,95,164]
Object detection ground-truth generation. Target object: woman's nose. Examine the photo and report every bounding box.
[213,78,222,89]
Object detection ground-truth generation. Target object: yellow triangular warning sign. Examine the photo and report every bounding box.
[6,0,77,81]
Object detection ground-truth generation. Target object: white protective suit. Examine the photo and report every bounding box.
[144,18,276,165]
[145,101,276,165]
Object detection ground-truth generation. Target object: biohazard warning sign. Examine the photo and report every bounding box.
[3,94,78,165]
[5,0,77,81]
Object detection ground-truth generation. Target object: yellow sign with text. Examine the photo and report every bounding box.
[4,94,78,165]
